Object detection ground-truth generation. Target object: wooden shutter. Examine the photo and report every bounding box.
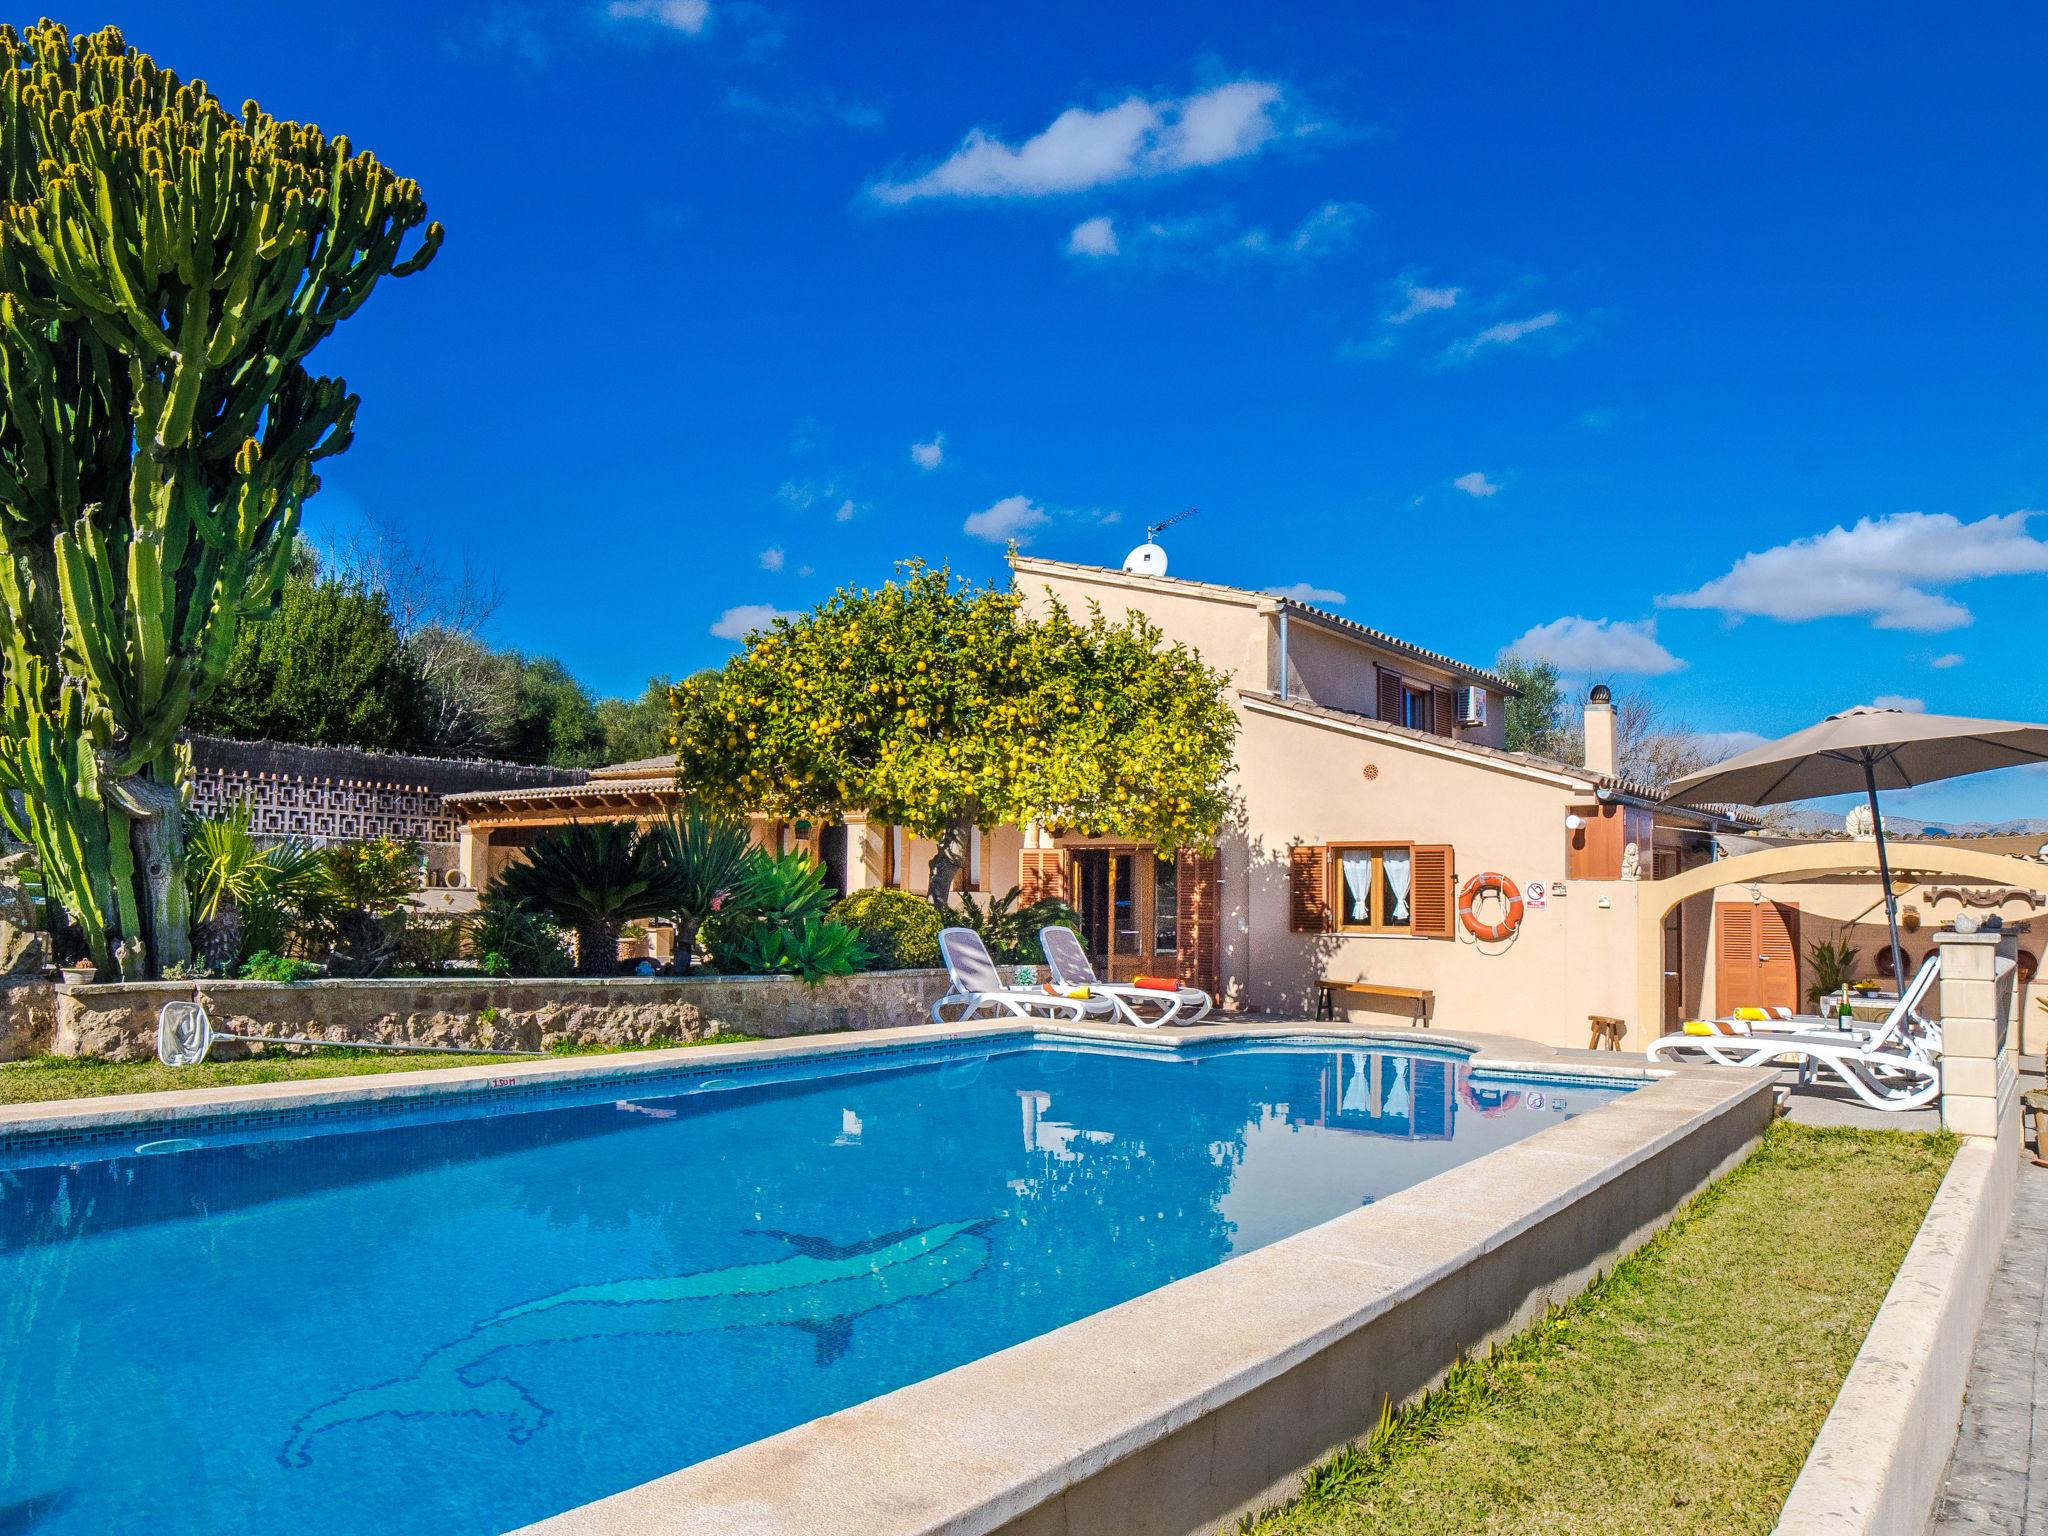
[1376,668,1403,723]
[1715,903,1758,1016]
[1758,902,1801,1014]
[1433,687,1456,737]
[1018,849,1063,903]
[1177,849,1220,997]
[1410,845,1456,938]
[1289,844,1330,932]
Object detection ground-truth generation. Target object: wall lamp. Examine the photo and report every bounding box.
[1564,814,1586,831]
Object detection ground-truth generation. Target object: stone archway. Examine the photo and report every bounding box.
[1634,840,2047,1033]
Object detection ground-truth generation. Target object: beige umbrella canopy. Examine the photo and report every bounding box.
[1663,705,2048,990]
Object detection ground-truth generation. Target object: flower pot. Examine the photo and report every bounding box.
[59,965,97,987]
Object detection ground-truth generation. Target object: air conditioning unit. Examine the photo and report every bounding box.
[1455,686,1488,727]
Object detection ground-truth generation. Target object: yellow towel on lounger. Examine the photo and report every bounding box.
[1732,1007,1769,1021]
[1041,984,1090,1000]
[1681,1020,1714,1035]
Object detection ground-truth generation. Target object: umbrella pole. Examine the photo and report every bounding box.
[1862,756,1909,993]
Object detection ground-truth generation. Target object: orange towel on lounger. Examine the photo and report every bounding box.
[1131,975,1181,994]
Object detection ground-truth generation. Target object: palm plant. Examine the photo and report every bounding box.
[1805,936,1862,1011]
[185,806,323,973]
[494,821,688,977]
[942,885,1085,965]
[654,802,753,974]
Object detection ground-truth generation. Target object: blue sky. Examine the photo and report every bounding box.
[113,2,2048,820]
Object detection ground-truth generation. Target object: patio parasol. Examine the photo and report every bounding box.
[1660,706,2048,991]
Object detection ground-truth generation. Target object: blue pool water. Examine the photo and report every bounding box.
[0,1037,1630,1534]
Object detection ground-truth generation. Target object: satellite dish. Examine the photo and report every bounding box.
[1123,541,1169,577]
[1123,507,1196,577]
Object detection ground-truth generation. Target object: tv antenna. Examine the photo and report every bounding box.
[1146,507,1198,543]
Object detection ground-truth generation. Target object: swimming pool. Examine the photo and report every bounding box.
[0,1035,1631,1535]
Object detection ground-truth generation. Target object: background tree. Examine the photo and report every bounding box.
[0,23,438,974]
[671,564,1238,902]
[596,675,684,763]
[1497,653,1565,757]
[189,564,433,750]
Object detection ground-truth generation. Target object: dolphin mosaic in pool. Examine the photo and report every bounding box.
[279,1216,1000,1467]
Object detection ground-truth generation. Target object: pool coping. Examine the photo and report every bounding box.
[1,1019,1774,1536]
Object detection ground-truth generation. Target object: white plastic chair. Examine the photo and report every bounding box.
[930,928,1113,1025]
[1037,925,1212,1029]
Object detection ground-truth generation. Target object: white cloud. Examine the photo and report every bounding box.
[1266,582,1346,605]
[1229,201,1365,264]
[605,0,710,34]
[758,546,785,572]
[710,602,796,640]
[1870,694,1927,713]
[1658,511,2048,633]
[1386,280,1459,324]
[1930,652,1966,669]
[963,494,1050,544]
[1445,310,1564,362]
[777,480,818,509]
[871,79,1296,203]
[833,499,857,523]
[1066,215,1119,257]
[1452,471,1499,498]
[910,434,945,470]
[1506,615,1685,677]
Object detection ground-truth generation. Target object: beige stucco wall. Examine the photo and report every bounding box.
[1218,702,1646,1047]
[1012,559,1507,751]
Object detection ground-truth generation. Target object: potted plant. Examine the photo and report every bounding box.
[59,957,97,987]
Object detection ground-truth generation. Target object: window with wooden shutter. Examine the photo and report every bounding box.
[1433,687,1456,737]
[1376,669,1403,723]
[1288,844,1330,932]
[1410,845,1456,938]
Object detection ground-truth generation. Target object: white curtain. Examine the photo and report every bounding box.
[1383,848,1412,923]
[1384,1058,1412,1118]
[1340,1052,1370,1112]
[1341,851,1373,922]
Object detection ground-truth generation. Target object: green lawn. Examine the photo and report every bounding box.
[1242,1122,1957,1536]
[0,1035,762,1105]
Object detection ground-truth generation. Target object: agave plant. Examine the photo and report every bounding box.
[654,802,754,974]
[185,806,323,973]
[1805,936,1862,1011]
[494,822,689,977]
[725,914,873,984]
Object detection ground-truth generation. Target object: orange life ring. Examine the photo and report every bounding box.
[1458,872,1525,943]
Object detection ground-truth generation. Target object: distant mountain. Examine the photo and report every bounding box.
[1768,809,2048,838]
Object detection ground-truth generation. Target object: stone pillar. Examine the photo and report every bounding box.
[840,814,875,893]
[457,824,490,891]
[1935,928,2021,1141]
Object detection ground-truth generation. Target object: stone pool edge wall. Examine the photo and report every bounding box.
[48,970,960,1060]
[500,1035,1775,1536]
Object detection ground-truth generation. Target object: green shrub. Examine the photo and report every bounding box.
[240,951,317,983]
[466,892,574,978]
[831,888,943,969]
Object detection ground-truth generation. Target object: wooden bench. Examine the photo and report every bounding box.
[1315,980,1434,1028]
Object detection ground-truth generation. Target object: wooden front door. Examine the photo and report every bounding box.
[1715,900,1801,1015]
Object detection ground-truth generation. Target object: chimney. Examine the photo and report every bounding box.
[1583,684,1616,778]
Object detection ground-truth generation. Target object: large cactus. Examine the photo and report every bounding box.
[0,22,439,974]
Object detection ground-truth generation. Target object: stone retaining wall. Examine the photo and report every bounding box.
[1,978,55,1061]
[51,971,959,1061]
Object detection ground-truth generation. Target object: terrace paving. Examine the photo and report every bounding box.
[1929,1154,2048,1534]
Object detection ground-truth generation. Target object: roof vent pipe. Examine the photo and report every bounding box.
[1584,684,1616,778]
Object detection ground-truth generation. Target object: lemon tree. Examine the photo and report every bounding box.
[671,564,1236,902]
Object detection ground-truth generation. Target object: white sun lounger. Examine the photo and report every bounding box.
[1645,958,1943,1112]
[1674,957,1942,1060]
[1037,924,1212,1029]
[931,927,1114,1025]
